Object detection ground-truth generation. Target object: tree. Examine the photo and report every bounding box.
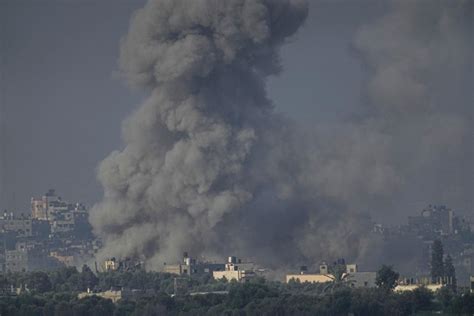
[329,259,347,282]
[81,264,99,291]
[28,271,52,293]
[444,254,456,292]
[375,265,399,291]
[431,240,444,282]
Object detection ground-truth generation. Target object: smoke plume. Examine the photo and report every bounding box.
[90,0,472,270]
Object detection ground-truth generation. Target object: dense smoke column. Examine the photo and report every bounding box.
[90,0,313,268]
[91,0,472,270]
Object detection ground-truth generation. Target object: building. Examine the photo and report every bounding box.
[286,263,376,288]
[341,264,377,288]
[101,257,143,272]
[394,276,447,292]
[0,214,50,238]
[4,241,62,272]
[31,189,92,236]
[104,258,119,271]
[286,262,335,284]
[31,189,64,221]
[78,288,156,303]
[50,251,75,266]
[408,205,454,236]
[78,289,123,303]
[394,283,444,292]
[470,276,474,293]
[164,253,225,276]
[5,249,28,272]
[213,256,256,282]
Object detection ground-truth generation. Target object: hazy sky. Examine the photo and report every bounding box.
[0,0,471,223]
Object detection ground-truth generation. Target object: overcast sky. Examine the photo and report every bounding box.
[0,0,471,222]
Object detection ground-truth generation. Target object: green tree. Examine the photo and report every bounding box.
[81,265,99,291]
[431,239,444,282]
[28,271,52,293]
[444,254,456,292]
[329,260,347,282]
[375,265,399,291]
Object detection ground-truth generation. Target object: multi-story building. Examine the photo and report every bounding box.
[213,256,256,282]
[4,241,62,272]
[164,253,225,276]
[31,190,92,236]
[408,205,454,237]
[31,189,64,221]
[0,214,50,238]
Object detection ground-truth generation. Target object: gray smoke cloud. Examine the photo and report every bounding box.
[352,0,472,214]
[90,0,472,270]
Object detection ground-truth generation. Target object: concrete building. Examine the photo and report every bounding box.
[341,265,377,288]
[5,249,28,272]
[286,262,335,284]
[101,257,143,272]
[164,253,225,276]
[31,190,91,236]
[78,289,123,303]
[286,273,335,284]
[78,288,156,303]
[4,241,62,272]
[213,256,256,282]
[286,263,376,288]
[50,251,75,266]
[0,214,50,238]
[31,189,63,221]
[394,276,449,292]
[394,284,444,292]
[408,205,454,236]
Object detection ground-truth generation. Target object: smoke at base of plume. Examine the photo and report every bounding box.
[90,0,472,270]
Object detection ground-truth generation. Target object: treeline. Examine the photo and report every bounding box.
[1,268,474,315]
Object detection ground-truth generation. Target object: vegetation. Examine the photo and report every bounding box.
[375,265,399,292]
[0,267,473,315]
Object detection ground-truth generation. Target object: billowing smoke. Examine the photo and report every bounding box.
[90,0,472,270]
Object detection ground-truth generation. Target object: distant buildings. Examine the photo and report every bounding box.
[162,253,261,282]
[374,204,474,287]
[394,276,447,292]
[78,288,156,303]
[286,262,335,284]
[163,252,225,277]
[30,189,90,235]
[0,213,49,238]
[286,262,377,288]
[0,189,95,272]
[102,257,142,272]
[408,205,454,236]
[213,256,256,282]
